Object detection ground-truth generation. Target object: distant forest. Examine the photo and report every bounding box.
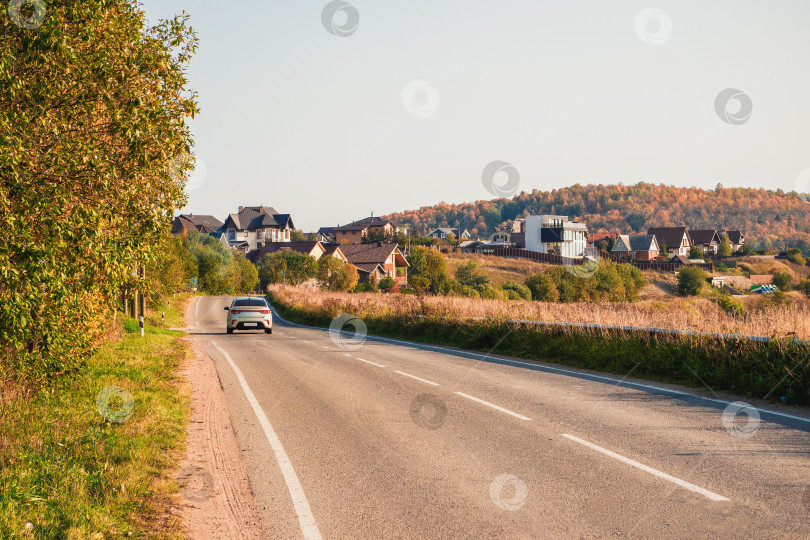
[384,183,810,252]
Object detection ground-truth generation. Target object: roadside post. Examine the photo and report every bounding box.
[161,312,165,323]
[139,316,144,337]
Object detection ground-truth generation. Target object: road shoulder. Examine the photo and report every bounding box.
[175,296,267,538]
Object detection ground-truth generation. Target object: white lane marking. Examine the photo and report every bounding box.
[304,340,310,344]
[561,434,729,502]
[194,296,200,329]
[395,370,439,386]
[212,341,323,539]
[454,392,531,421]
[344,353,352,357]
[268,308,810,426]
[320,345,329,349]
[356,358,385,368]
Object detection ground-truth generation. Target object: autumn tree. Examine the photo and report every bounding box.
[1,2,197,384]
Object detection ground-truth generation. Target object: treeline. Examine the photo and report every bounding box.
[1,2,197,387]
[385,182,810,252]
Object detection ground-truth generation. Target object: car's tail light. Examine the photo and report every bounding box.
[260,309,270,314]
[230,310,241,314]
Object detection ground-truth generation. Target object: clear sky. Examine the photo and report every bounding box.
[141,0,810,232]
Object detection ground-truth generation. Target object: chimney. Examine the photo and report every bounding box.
[238,206,243,212]
[377,242,383,247]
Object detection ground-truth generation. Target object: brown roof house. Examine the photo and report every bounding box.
[334,217,395,245]
[720,230,746,252]
[647,227,691,258]
[689,230,722,254]
[222,206,294,251]
[339,243,409,287]
[246,241,327,264]
[611,234,660,261]
[172,214,224,235]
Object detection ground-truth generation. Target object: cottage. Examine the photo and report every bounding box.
[525,215,588,257]
[172,214,224,235]
[334,217,396,244]
[689,230,722,254]
[427,228,470,241]
[222,206,294,251]
[338,242,409,287]
[647,227,691,258]
[246,241,326,264]
[719,230,746,252]
[611,234,660,261]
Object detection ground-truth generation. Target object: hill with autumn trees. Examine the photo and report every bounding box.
[384,183,810,252]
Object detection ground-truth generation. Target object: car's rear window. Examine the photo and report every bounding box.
[233,298,268,307]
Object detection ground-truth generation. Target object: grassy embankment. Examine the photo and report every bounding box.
[0,296,192,539]
[268,286,810,405]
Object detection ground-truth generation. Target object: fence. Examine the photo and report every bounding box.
[493,248,714,273]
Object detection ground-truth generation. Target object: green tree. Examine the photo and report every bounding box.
[718,235,733,257]
[379,276,397,292]
[525,273,559,302]
[257,251,317,288]
[317,255,358,292]
[502,282,532,300]
[771,270,792,292]
[455,261,489,288]
[800,278,810,298]
[406,246,449,294]
[1,3,197,383]
[689,246,703,259]
[228,252,259,294]
[290,229,307,241]
[677,267,707,296]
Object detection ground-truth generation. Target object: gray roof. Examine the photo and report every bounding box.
[613,234,659,252]
[225,206,293,231]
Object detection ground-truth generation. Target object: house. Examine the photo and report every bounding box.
[315,227,336,243]
[647,227,691,258]
[172,214,224,235]
[334,216,395,244]
[459,240,492,254]
[689,230,722,254]
[427,228,470,241]
[611,234,660,261]
[222,206,294,251]
[489,228,512,246]
[321,244,349,263]
[525,215,588,257]
[246,241,326,264]
[719,230,746,252]
[338,242,409,287]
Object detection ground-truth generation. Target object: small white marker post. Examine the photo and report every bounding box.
[139,315,144,337]
[161,312,165,323]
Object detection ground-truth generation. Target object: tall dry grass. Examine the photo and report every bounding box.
[268,285,810,340]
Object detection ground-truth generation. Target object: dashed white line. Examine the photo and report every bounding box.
[212,341,323,539]
[356,358,385,368]
[561,434,729,502]
[320,345,329,349]
[454,392,531,421]
[395,370,439,386]
[344,353,352,357]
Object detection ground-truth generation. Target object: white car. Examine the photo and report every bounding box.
[224,297,273,334]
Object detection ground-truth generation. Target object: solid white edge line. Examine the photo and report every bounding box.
[561,434,729,502]
[212,341,323,539]
[356,358,385,368]
[268,308,810,426]
[394,370,439,386]
[454,391,531,421]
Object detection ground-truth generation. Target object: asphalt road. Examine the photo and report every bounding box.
[193,296,810,539]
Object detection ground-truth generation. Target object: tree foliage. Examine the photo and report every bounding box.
[771,270,792,292]
[677,267,707,296]
[257,251,317,289]
[317,255,358,292]
[1,2,198,384]
[525,263,645,303]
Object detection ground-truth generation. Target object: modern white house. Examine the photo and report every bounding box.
[221,206,294,251]
[525,215,588,257]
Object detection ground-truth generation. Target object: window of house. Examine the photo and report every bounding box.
[228,229,235,240]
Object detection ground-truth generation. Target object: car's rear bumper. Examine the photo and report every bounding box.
[228,318,272,329]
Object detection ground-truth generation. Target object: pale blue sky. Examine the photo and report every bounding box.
[141,0,810,231]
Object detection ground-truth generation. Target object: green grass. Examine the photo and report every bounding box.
[0,297,191,539]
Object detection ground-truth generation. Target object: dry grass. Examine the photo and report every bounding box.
[444,253,553,286]
[268,285,810,340]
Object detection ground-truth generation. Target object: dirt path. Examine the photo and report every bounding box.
[173,296,267,539]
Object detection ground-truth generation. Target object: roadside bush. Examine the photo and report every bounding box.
[257,250,317,289]
[802,279,810,298]
[455,261,489,288]
[379,276,397,292]
[317,255,358,292]
[718,296,745,318]
[772,270,792,292]
[677,266,707,296]
[502,282,532,300]
[525,273,560,302]
[406,246,448,294]
[524,262,645,303]
[355,274,379,293]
